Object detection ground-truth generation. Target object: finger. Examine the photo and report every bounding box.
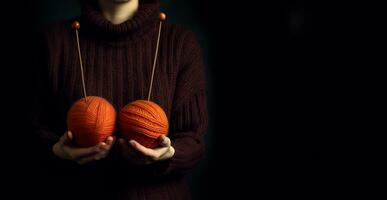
[76,143,111,164]
[159,146,175,161]
[97,140,114,158]
[67,131,73,141]
[98,142,109,151]
[155,145,171,158]
[129,140,155,157]
[157,145,171,158]
[59,131,71,144]
[102,137,115,152]
[106,136,113,145]
[67,143,104,159]
[105,136,115,148]
[158,135,171,147]
[65,131,73,143]
[129,140,168,160]
[94,149,109,160]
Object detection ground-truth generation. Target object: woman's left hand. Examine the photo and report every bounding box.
[118,135,175,165]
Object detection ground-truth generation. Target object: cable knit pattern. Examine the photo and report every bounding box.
[32,0,207,199]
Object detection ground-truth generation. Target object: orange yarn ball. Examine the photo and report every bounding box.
[67,96,116,147]
[119,100,169,149]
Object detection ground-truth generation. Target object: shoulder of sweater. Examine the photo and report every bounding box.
[164,23,202,62]
[41,19,76,41]
[163,23,197,41]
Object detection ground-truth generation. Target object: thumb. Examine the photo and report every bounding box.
[64,131,73,143]
[158,135,171,147]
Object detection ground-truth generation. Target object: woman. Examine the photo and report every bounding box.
[33,0,207,199]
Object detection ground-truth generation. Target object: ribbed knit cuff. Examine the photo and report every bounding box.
[149,138,203,178]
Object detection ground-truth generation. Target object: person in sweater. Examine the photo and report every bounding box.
[33,0,207,199]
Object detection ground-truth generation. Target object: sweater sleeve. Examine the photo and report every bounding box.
[151,29,208,177]
[31,32,64,161]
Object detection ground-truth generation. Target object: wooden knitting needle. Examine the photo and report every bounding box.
[147,12,167,101]
[72,21,88,102]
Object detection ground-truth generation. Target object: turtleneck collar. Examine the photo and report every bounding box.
[80,0,160,40]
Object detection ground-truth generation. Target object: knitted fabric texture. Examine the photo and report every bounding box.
[67,96,116,147]
[33,0,208,199]
[119,100,168,148]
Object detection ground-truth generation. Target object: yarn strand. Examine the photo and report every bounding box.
[147,20,163,101]
[75,29,88,101]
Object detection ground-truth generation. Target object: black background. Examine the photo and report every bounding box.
[1,0,383,199]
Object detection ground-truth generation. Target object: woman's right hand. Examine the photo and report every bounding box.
[52,131,115,165]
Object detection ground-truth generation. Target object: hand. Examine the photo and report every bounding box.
[118,135,175,165]
[52,131,115,165]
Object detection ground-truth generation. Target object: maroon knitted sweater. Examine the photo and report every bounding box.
[32,0,207,199]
